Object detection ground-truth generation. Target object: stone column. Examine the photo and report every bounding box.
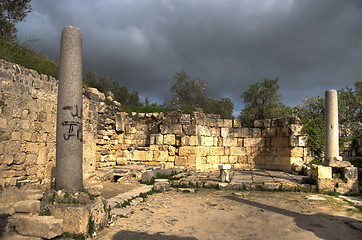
[324,89,339,165]
[56,26,83,190]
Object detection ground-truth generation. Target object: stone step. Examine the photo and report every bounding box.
[10,215,63,239]
[14,200,40,215]
[107,185,153,209]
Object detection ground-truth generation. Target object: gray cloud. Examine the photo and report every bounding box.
[16,0,362,112]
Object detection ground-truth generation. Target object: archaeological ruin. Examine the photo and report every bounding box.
[0,26,361,239]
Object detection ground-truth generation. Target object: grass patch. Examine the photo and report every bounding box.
[0,39,59,78]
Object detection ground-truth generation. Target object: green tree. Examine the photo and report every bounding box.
[338,81,362,138]
[293,96,325,156]
[83,71,141,106]
[203,97,234,119]
[166,70,207,109]
[239,78,287,125]
[0,0,32,42]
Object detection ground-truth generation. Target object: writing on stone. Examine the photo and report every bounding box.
[62,105,82,142]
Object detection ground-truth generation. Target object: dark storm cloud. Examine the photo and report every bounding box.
[16,0,362,112]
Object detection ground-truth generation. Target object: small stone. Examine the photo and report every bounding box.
[305,195,326,201]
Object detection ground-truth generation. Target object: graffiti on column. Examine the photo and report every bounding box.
[62,105,82,141]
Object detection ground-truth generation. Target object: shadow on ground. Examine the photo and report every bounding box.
[225,195,362,240]
[112,231,197,240]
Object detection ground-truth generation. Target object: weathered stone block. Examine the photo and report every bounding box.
[189,136,199,145]
[222,137,237,147]
[343,167,358,180]
[244,138,265,147]
[160,124,182,135]
[12,215,63,239]
[209,147,225,156]
[230,147,247,156]
[290,124,305,135]
[182,124,197,136]
[200,136,214,146]
[179,146,197,156]
[221,128,231,138]
[298,135,308,147]
[163,134,175,145]
[233,128,252,138]
[197,125,210,136]
[310,165,332,180]
[290,147,304,158]
[222,119,233,128]
[14,200,40,215]
[233,119,242,128]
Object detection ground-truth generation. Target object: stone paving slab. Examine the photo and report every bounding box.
[107,185,153,209]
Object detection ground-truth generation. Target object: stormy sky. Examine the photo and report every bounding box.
[16,0,362,116]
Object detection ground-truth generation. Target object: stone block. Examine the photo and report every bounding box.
[311,165,332,180]
[14,200,40,215]
[209,147,225,156]
[244,138,265,147]
[129,150,147,161]
[343,167,358,180]
[233,128,252,138]
[189,136,199,145]
[201,136,214,146]
[12,215,63,239]
[298,136,308,147]
[115,112,127,132]
[197,125,210,136]
[160,124,182,135]
[222,137,237,147]
[233,119,242,128]
[179,146,197,156]
[290,124,305,135]
[221,128,231,138]
[163,134,175,145]
[49,204,88,235]
[182,125,197,136]
[223,119,233,128]
[207,156,220,164]
[181,136,189,146]
[230,147,247,156]
[290,147,304,158]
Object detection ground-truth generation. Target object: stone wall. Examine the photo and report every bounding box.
[97,110,314,172]
[0,58,321,189]
[0,59,98,189]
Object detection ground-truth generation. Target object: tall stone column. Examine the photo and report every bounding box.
[56,26,83,190]
[324,89,339,165]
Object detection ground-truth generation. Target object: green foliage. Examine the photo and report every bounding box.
[122,104,168,114]
[239,78,289,126]
[38,207,51,216]
[293,96,325,156]
[338,81,362,138]
[165,71,234,118]
[308,157,323,165]
[350,158,362,168]
[203,96,234,119]
[0,0,32,42]
[88,216,95,237]
[0,39,59,78]
[166,70,207,109]
[83,71,142,107]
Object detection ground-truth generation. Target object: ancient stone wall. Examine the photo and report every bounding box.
[0,59,98,189]
[0,58,329,189]
[97,110,314,172]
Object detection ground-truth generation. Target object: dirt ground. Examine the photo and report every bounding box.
[94,189,362,240]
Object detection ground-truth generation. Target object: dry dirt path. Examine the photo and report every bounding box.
[94,189,362,240]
